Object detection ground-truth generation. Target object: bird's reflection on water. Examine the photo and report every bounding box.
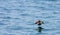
[37,26,43,32]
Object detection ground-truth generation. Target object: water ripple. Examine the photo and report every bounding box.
[0,23,6,25]
[3,33,14,35]
[6,26,23,30]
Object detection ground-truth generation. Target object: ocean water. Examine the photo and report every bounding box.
[0,0,60,35]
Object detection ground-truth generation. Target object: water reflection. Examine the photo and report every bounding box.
[37,26,43,32]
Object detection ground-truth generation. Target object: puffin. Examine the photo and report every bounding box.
[35,20,44,25]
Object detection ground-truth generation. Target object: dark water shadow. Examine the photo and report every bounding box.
[37,26,44,33]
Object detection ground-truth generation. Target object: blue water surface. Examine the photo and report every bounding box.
[0,0,60,35]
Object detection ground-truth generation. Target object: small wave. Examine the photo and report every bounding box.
[0,22,7,26]
[6,26,23,30]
